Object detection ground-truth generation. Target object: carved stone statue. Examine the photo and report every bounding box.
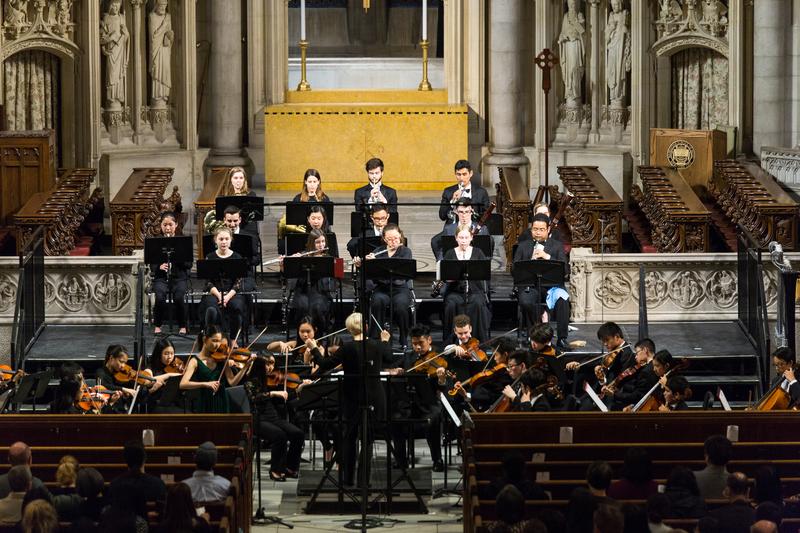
[48,0,73,37]
[148,0,173,109]
[558,0,585,107]
[659,0,682,23]
[605,0,631,106]
[4,0,28,36]
[99,0,130,111]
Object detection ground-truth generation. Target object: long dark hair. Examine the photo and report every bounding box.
[104,344,128,364]
[307,205,330,232]
[150,337,176,374]
[305,229,327,253]
[197,325,223,351]
[51,380,81,414]
[295,316,317,346]
[160,483,203,532]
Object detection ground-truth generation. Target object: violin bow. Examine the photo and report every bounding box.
[79,375,102,415]
[289,327,348,352]
[214,328,242,392]
[246,324,270,351]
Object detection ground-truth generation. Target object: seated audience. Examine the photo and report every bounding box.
[153,483,211,533]
[752,466,783,508]
[0,442,49,499]
[20,499,59,533]
[99,489,148,533]
[750,520,778,533]
[0,465,31,524]
[566,487,597,533]
[53,460,78,496]
[181,441,231,504]
[694,434,732,500]
[482,450,548,501]
[708,472,755,533]
[754,501,782,529]
[586,461,614,500]
[108,439,167,519]
[646,493,675,533]
[593,502,624,533]
[696,516,720,533]
[620,503,648,533]
[65,467,106,533]
[608,447,658,500]
[664,466,707,518]
[485,484,547,533]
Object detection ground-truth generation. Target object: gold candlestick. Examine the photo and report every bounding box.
[418,39,432,91]
[297,40,311,92]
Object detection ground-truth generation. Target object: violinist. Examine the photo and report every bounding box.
[443,314,485,381]
[441,228,492,343]
[199,227,247,345]
[769,347,800,408]
[603,338,659,411]
[147,338,185,413]
[365,223,413,346]
[179,326,253,414]
[150,211,190,335]
[451,337,514,412]
[513,213,570,350]
[95,344,141,413]
[431,199,491,261]
[244,355,305,481]
[268,316,326,365]
[567,321,634,385]
[385,324,446,472]
[499,350,531,412]
[516,368,551,412]
[286,231,335,334]
[527,324,567,408]
[49,379,83,414]
[660,375,692,411]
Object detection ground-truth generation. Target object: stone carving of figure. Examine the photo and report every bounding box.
[99,0,129,111]
[659,0,682,22]
[558,0,585,106]
[605,0,630,106]
[148,0,173,109]
[47,0,73,37]
[4,0,28,28]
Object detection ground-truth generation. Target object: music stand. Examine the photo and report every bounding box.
[439,259,491,305]
[216,195,264,222]
[284,257,335,306]
[363,258,416,344]
[144,236,193,280]
[441,235,493,258]
[285,232,338,256]
[513,260,565,341]
[350,211,399,237]
[156,376,182,408]
[285,201,335,226]
[196,257,250,281]
[202,233,255,261]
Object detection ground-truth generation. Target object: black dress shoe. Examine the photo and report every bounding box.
[556,338,569,352]
[432,460,445,472]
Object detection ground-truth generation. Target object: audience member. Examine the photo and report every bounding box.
[108,439,166,519]
[482,451,549,501]
[608,447,658,500]
[708,472,755,533]
[750,520,778,533]
[153,483,211,533]
[566,487,597,533]
[486,484,546,533]
[695,516,720,533]
[53,461,78,497]
[98,489,148,533]
[664,466,706,518]
[20,499,59,533]
[181,441,231,504]
[754,501,782,528]
[0,465,31,524]
[647,493,674,533]
[593,502,624,533]
[694,435,731,500]
[621,502,649,533]
[0,442,49,499]
[752,466,782,507]
[64,467,106,533]
[586,461,613,500]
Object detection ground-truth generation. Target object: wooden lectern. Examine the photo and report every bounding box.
[649,128,727,191]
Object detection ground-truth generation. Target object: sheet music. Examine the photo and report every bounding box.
[439,392,462,427]
[718,387,732,411]
[583,382,609,412]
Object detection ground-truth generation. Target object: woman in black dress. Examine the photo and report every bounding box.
[442,224,491,342]
[147,337,184,413]
[365,223,412,346]
[199,227,248,343]
[150,211,191,335]
[287,229,335,334]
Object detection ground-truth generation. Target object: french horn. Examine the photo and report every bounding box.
[203,209,225,234]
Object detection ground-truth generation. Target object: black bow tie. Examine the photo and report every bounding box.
[462,189,470,194]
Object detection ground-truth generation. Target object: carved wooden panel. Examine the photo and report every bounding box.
[193,167,230,259]
[556,166,623,253]
[497,167,532,269]
[0,130,56,227]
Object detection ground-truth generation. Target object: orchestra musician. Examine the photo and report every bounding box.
[438,159,490,223]
[499,350,531,412]
[179,326,253,413]
[49,379,83,414]
[220,166,258,236]
[95,344,144,414]
[601,338,659,411]
[527,323,567,407]
[222,205,261,276]
[245,355,305,482]
[147,337,185,413]
[346,203,390,258]
[354,158,398,213]
[431,199,491,261]
[518,202,566,244]
[310,313,393,487]
[441,225,491,342]
[384,324,446,472]
[769,347,800,408]
[364,223,413,347]
[285,230,335,334]
[515,368,551,412]
[513,213,570,350]
[150,211,190,335]
[451,337,514,412]
[278,169,332,255]
[443,314,483,380]
[199,227,248,344]
[661,375,692,411]
[302,205,339,257]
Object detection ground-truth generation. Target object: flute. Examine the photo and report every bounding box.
[262,247,328,266]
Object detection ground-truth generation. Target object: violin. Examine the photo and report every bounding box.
[407,351,456,379]
[114,364,156,386]
[0,365,24,383]
[632,358,690,412]
[209,340,251,366]
[457,338,488,362]
[531,351,565,402]
[76,385,114,414]
[164,357,185,374]
[599,362,644,400]
[448,363,507,397]
[266,370,303,390]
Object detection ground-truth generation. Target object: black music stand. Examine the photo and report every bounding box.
[202,233,255,261]
[363,258,416,345]
[285,201,335,226]
[144,236,193,282]
[441,235,493,258]
[284,256,335,286]
[350,212,399,237]
[439,259,491,305]
[513,259,566,342]
[196,257,250,281]
[285,232,338,256]
[216,195,264,222]
[10,369,52,412]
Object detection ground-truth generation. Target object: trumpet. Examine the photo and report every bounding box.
[263,247,329,266]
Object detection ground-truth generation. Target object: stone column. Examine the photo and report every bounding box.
[481,0,529,184]
[753,0,789,154]
[130,0,144,140]
[204,0,253,172]
[588,0,601,141]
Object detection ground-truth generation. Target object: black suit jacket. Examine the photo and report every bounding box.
[612,363,659,408]
[513,238,569,280]
[518,394,552,412]
[354,184,398,213]
[439,183,490,222]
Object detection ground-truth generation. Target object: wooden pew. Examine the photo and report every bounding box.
[633,166,710,252]
[109,168,181,255]
[0,130,56,227]
[556,166,623,253]
[711,159,798,250]
[193,167,229,259]
[4,445,244,465]
[496,167,532,267]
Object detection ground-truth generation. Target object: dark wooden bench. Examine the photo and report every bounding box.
[556,166,623,253]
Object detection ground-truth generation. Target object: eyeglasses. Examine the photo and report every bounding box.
[507,363,521,369]
[372,216,389,222]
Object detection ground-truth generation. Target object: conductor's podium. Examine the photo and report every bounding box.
[265,90,466,191]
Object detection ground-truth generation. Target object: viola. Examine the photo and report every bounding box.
[266,370,303,390]
[114,364,156,386]
[448,363,508,397]
[76,385,114,413]
[408,351,455,379]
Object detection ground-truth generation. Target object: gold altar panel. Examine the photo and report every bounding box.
[265,95,467,191]
[649,128,727,191]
